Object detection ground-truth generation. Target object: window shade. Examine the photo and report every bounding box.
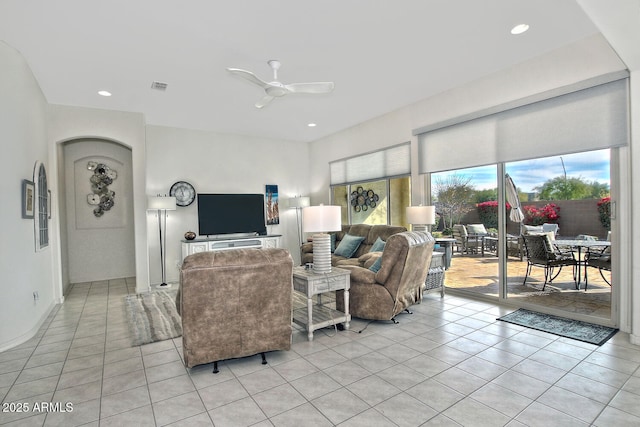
[330,142,410,185]
[418,78,629,174]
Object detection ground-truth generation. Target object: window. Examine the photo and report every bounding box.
[330,143,411,226]
[332,176,411,226]
[34,161,49,250]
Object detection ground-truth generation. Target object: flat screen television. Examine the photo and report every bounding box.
[197,193,267,236]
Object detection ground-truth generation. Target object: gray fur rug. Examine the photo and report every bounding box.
[124,290,182,346]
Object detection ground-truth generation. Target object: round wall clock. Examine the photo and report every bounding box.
[169,181,196,207]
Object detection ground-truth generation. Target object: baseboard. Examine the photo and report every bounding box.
[0,300,56,353]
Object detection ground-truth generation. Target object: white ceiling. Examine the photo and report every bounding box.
[0,0,600,143]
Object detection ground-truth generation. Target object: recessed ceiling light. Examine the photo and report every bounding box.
[98,90,112,97]
[511,24,530,35]
[307,123,317,127]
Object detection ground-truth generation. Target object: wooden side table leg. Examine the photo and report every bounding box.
[307,296,314,341]
[343,289,350,330]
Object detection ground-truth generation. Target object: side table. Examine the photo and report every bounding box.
[292,266,351,341]
[423,252,446,297]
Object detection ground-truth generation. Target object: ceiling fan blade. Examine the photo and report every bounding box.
[227,68,269,88]
[255,95,275,109]
[285,82,334,94]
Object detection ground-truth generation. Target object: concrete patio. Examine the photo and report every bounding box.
[443,252,611,320]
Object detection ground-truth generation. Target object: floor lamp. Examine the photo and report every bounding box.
[302,205,341,273]
[406,205,436,233]
[287,196,310,247]
[148,196,176,287]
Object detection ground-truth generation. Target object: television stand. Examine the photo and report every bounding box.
[181,234,281,261]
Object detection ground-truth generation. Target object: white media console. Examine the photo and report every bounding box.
[181,234,282,261]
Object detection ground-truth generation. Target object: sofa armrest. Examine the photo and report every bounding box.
[342,265,378,284]
[301,242,314,254]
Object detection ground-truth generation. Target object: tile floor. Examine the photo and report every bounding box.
[2,277,640,426]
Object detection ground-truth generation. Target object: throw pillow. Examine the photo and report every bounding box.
[330,233,337,252]
[369,256,382,273]
[334,234,365,258]
[369,237,386,253]
[467,224,487,235]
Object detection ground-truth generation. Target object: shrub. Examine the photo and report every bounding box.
[597,197,611,230]
[523,203,560,226]
[476,200,513,229]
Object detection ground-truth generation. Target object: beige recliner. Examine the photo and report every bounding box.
[177,248,293,372]
[336,231,435,322]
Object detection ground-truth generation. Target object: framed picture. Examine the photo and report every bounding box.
[22,179,35,219]
[265,184,279,225]
[47,190,52,219]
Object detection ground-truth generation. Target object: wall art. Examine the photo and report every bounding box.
[265,184,279,225]
[87,161,117,217]
[350,186,379,212]
[22,179,35,219]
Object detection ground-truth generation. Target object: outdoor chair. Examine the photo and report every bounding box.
[452,224,483,255]
[585,231,611,288]
[522,234,577,291]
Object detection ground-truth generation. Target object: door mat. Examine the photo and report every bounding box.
[497,308,618,346]
[124,290,182,346]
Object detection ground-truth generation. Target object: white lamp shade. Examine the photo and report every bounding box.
[147,196,177,211]
[406,205,436,225]
[287,196,310,209]
[302,205,341,233]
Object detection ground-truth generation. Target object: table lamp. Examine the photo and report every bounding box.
[302,204,341,273]
[406,205,436,233]
[147,195,177,286]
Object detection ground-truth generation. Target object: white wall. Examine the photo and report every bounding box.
[145,125,310,284]
[0,42,54,351]
[48,105,148,292]
[576,0,640,344]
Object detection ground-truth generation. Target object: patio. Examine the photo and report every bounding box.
[443,251,611,320]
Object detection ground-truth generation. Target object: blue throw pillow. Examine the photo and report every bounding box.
[369,237,386,253]
[334,234,365,258]
[369,256,382,272]
[330,233,337,252]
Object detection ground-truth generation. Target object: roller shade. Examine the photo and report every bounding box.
[418,78,629,173]
[330,142,410,185]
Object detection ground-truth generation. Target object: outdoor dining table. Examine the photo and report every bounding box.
[553,239,611,287]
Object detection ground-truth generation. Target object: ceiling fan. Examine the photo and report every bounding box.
[227,60,334,109]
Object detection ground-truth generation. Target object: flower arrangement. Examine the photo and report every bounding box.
[597,197,611,229]
[523,203,560,226]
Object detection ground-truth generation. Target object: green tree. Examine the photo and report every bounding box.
[474,188,497,203]
[433,174,475,229]
[534,176,609,200]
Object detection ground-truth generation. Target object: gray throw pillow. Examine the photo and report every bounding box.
[369,237,386,253]
[334,234,365,258]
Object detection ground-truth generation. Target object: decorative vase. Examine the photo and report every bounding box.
[184,231,196,240]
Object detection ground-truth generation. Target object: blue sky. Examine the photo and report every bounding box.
[432,149,610,193]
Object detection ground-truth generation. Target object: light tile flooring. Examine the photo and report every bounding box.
[2,278,640,426]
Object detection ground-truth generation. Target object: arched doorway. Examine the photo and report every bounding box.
[59,138,135,290]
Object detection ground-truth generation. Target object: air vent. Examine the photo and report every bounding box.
[151,81,168,91]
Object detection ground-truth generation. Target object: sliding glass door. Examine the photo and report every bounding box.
[504,149,612,322]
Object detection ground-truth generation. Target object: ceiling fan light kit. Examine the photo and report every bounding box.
[227,60,334,108]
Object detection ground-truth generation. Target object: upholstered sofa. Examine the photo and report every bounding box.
[176,248,293,371]
[335,231,435,321]
[301,224,406,267]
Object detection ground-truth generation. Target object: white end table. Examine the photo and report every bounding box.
[292,266,351,341]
